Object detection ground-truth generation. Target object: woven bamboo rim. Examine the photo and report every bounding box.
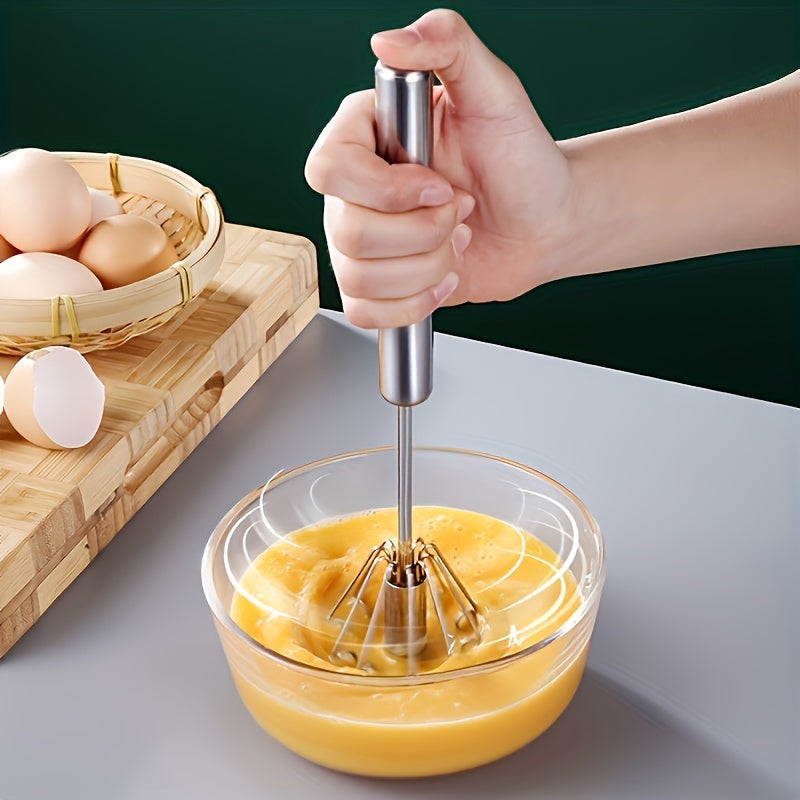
[0,151,225,354]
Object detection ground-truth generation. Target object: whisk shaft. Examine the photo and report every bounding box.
[323,63,484,672]
[396,406,413,580]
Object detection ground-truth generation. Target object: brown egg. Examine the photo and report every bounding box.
[0,148,91,252]
[0,232,17,263]
[78,214,178,289]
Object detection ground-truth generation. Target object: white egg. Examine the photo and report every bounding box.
[0,252,102,298]
[3,346,105,449]
[87,188,124,228]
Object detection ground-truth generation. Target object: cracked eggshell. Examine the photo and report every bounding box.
[3,346,105,449]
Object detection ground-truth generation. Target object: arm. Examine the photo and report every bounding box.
[305,9,800,329]
[550,70,800,281]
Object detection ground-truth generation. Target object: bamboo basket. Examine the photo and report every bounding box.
[0,151,225,354]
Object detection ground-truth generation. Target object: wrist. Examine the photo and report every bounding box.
[543,133,638,284]
[532,146,599,286]
[509,144,592,291]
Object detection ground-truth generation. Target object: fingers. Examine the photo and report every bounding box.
[306,86,475,328]
[331,235,454,302]
[324,190,474,259]
[327,204,473,329]
[305,90,453,213]
[329,219,470,302]
[331,223,471,328]
[323,187,474,327]
[304,10,505,329]
[341,271,461,330]
[371,9,523,119]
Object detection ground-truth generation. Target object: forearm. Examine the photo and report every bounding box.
[548,70,800,281]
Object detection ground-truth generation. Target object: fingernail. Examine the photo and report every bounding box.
[419,185,454,206]
[452,224,472,256]
[456,194,476,224]
[433,271,459,305]
[373,27,422,47]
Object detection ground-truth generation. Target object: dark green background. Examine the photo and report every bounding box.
[1,0,797,405]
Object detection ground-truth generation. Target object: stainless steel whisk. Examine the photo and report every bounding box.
[327,62,482,673]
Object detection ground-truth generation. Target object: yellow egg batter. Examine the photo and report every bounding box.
[221,506,593,776]
[232,506,581,674]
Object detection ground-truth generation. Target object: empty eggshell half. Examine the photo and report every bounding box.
[3,346,105,449]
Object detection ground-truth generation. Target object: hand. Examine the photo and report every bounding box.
[305,9,572,329]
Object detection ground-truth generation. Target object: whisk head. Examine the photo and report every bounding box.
[326,538,483,674]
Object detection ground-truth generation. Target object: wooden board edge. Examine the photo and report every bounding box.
[0,295,319,659]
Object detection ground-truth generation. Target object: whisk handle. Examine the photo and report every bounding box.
[374,61,434,407]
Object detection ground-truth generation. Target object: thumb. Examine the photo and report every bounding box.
[371,9,526,119]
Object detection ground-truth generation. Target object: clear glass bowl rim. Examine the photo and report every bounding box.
[201,445,606,687]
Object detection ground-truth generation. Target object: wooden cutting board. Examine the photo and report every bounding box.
[0,223,318,657]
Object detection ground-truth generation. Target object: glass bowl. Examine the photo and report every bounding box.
[201,446,605,777]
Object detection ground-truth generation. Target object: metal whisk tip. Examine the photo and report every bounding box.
[327,538,484,674]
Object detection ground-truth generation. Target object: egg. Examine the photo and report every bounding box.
[87,188,124,228]
[0,232,17,263]
[57,239,85,261]
[0,149,92,252]
[78,214,178,289]
[3,346,105,449]
[58,186,122,260]
[0,252,103,298]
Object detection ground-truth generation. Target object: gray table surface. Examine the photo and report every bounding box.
[1,310,797,800]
